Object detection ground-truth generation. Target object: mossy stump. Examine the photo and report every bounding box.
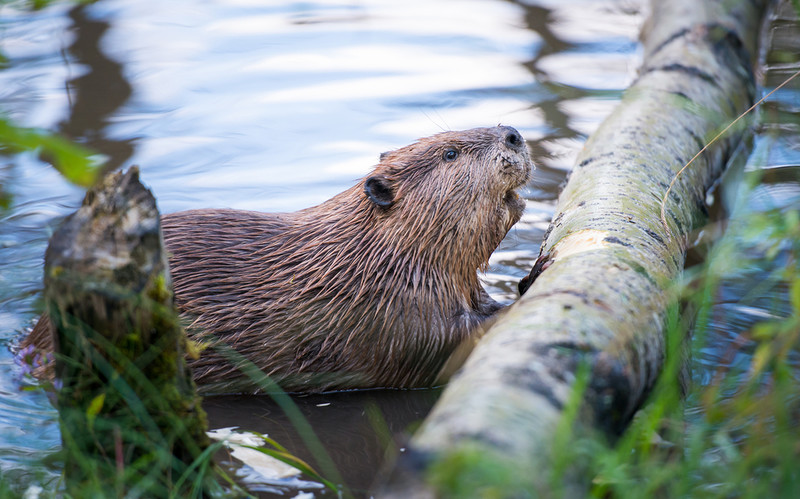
[44,167,213,497]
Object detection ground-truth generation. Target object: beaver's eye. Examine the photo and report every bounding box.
[443,148,459,161]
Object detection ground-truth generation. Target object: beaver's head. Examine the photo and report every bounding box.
[360,126,533,271]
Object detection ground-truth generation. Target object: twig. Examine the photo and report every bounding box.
[660,68,800,237]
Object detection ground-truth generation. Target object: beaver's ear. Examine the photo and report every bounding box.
[379,148,401,162]
[364,175,394,208]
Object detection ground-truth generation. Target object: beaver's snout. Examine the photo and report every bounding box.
[500,126,525,153]
[495,125,533,189]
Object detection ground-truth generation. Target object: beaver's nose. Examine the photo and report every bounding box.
[500,126,524,152]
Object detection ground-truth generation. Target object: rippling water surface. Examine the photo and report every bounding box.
[0,0,797,496]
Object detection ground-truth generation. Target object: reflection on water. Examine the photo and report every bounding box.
[1,0,797,496]
[58,7,134,172]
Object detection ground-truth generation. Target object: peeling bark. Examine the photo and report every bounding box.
[381,0,767,494]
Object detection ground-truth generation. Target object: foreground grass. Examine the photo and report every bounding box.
[547,170,800,498]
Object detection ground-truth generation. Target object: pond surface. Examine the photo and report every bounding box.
[0,0,797,496]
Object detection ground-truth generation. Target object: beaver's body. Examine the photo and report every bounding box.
[29,126,533,393]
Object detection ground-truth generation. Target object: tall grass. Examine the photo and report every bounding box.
[543,165,800,498]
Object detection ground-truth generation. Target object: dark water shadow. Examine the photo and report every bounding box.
[203,388,441,497]
[509,0,584,167]
[58,6,133,173]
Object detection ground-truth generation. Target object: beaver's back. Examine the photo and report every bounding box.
[161,203,463,393]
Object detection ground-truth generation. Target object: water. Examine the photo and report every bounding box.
[0,0,797,496]
[692,0,800,391]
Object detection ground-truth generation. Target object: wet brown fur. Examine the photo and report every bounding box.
[27,126,533,393]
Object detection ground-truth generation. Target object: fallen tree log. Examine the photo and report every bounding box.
[381,0,767,495]
[43,167,216,497]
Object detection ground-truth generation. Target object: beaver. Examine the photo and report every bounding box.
[26,126,532,394]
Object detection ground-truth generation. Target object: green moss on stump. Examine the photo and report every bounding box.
[45,168,216,497]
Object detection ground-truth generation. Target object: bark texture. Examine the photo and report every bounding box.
[382,0,766,494]
[44,167,213,497]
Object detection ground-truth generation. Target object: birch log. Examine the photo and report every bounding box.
[382,0,766,494]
